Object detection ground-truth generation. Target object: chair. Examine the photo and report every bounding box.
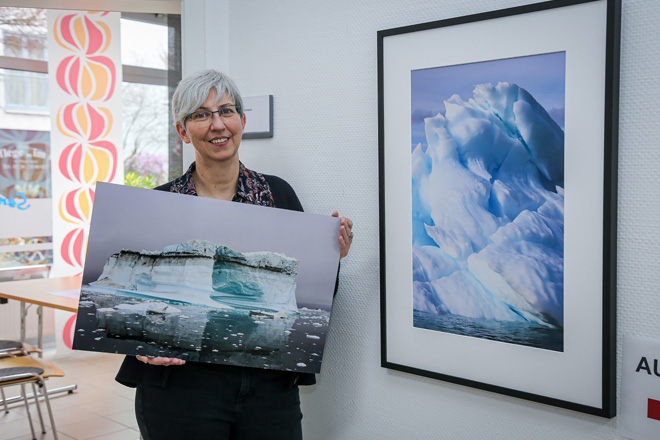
[0,339,43,416]
[0,355,63,440]
[0,339,42,358]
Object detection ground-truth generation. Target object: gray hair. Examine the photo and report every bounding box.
[171,69,244,128]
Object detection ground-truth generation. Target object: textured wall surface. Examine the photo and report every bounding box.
[189,0,660,438]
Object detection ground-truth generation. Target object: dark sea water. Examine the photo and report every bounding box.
[413,310,563,352]
[73,290,329,374]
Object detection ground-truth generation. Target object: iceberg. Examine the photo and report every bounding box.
[89,239,299,313]
[74,241,330,372]
[211,245,299,312]
[412,82,564,334]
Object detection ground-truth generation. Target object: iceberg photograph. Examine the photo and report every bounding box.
[72,183,340,374]
[410,52,565,351]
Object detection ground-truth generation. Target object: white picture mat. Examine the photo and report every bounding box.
[382,0,608,408]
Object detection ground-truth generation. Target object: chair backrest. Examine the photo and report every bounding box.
[0,340,22,351]
[0,340,43,358]
[0,356,64,379]
[0,366,45,386]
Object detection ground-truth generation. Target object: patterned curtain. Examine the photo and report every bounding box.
[47,10,123,276]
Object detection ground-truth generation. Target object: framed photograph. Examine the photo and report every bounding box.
[378,0,620,417]
[73,183,340,374]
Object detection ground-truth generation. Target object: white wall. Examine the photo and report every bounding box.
[183,0,660,439]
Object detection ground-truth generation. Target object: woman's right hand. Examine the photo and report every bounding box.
[136,356,186,366]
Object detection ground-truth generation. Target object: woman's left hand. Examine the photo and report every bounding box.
[332,211,353,259]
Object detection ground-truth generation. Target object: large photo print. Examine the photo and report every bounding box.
[411,53,565,352]
[379,0,619,417]
[73,183,340,374]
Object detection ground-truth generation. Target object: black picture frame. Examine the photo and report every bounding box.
[378,0,620,417]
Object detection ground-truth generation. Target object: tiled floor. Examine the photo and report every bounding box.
[1,351,140,440]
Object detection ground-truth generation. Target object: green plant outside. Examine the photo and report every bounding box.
[124,171,158,189]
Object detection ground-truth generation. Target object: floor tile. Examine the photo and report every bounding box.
[0,406,28,423]
[46,406,99,428]
[103,409,138,429]
[56,416,127,439]
[83,395,134,416]
[87,428,140,440]
[9,432,75,440]
[1,351,140,440]
[0,418,40,440]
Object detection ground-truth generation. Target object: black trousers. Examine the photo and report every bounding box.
[135,363,303,440]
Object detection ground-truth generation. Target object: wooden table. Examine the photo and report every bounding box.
[0,276,81,312]
[0,276,81,351]
[0,276,82,403]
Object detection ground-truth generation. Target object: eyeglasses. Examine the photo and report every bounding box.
[186,104,242,123]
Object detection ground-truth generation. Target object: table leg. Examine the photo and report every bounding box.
[20,301,26,343]
[37,305,43,358]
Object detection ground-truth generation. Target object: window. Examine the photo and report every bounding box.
[2,68,49,112]
[3,31,47,60]
[121,18,167,70]
[1,10,49,112]
[0,6,182,280]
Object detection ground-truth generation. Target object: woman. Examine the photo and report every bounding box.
[115,69,353,440]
